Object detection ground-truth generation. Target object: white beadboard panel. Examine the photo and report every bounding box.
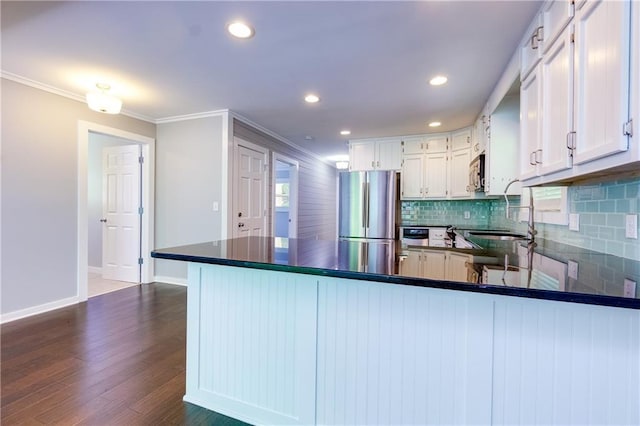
[185,263,318,425]
[492,297,640,426]
[316,278,494,426]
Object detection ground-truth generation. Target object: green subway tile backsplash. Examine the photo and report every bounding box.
[401,177,640,260]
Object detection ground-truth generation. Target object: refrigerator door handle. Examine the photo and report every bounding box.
[361,181,367,228]
[365,181,370,229]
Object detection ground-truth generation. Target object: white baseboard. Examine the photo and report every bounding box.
[154,275,187,287]
[1,295,81,324]
[88,266,102,274]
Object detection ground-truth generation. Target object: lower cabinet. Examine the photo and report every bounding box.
[399,249,471,282]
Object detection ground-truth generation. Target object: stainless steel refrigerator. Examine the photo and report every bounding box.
[338,170,396,240]
[338,170,397,274]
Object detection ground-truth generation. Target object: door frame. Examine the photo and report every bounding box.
[232,137,269,238]
[271,152,299,238]
[77,121,155,301]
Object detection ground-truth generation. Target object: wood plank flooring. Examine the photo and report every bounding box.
[1,284,249,425]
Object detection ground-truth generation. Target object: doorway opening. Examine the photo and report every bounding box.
[78,121,155,301]
[272,153,299,239]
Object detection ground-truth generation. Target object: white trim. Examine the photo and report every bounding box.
[88,266,102,274]
[1,71,155,123]
[0,295,81,324]
[153,275,188,286]
[155,109,229,124]
[221,112,232,240]
[229,111,333,166]
[78,121,156,304]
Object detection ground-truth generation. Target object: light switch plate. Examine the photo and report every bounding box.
[623,279,637,298]
[626,214,638,239]
[464,211,470,219]
[569,213,580,231]
[213,201,219,212]
[568,260,578,280]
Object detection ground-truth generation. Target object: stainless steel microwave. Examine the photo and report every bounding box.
[469,154,485,192]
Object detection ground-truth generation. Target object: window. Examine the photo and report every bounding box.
[275,182,289,208]
[520,186,568,225]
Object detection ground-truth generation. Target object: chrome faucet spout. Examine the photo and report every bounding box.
[503,178,536,242]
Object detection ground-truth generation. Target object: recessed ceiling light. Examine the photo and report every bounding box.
[428,121,442,127]
[429,75,448,86]
[304,135,314,140]
[340,130,351,136]
[227,21,254,39]
[304,94,320,103]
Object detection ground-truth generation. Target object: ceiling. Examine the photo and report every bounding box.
[1,1,541,159]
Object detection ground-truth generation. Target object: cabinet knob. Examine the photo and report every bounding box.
[530,151,536,166]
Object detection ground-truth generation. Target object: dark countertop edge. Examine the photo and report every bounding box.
[151,251,640,310]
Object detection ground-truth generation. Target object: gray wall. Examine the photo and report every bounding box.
[87,133,139,269]
[1,78,155,316]
[155,115,225,280]
[234,119,337,241]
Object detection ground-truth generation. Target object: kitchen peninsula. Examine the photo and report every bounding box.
[152,237,639,426]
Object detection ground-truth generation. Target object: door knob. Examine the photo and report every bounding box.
[238,223,245,228]
[100,219,107,223]
[238,212,243,217]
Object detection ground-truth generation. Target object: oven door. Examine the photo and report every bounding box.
[400,227,429,247]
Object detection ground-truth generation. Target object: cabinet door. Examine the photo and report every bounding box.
[421,250,446,280]
[424,152,448,198]
[541,0,575,53]
[349,142,376,171]
[521,13,543,81]
[399,250,422,278]
[540,25,574,176]
[425,134,448,153]
[520,65,542,180]
[449,148,471,198]
[573,0,631,165]
[451,128,472,151]
[445,252,471,283]
[376,139,402,170]
[400,154,424,199]
[402,136,426,155]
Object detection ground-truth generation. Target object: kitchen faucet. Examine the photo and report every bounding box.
[503,178,536,242]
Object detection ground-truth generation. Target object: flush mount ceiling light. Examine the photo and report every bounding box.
[335,161,350,170]
[340,130,351,136]
[227,21,255,39]
[428,121,442,127]
[304,94,320,103]
[429,75,448,86]
[86,83,122,114]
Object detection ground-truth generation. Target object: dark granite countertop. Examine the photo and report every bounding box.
[151,236,639,309]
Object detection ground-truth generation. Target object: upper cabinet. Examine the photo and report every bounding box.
[519,0,637,185]
[349,138,402,171]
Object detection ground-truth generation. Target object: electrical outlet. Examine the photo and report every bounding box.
[568,260,578,280]
[464,211,470,219]
[623,279,637,298]
[626,214,638,239]
[569,213,580,231]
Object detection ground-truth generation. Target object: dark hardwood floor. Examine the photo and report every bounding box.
[1,283,249,425]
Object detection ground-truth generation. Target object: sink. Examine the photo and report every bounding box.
[468,231,528,241]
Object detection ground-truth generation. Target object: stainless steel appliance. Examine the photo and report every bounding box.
[337,239,395,274]
[339,171,396,240]
[469,153,485,192]
[399,226,430,247]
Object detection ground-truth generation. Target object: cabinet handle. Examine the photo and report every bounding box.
[474,143,479,152]
[535,149,542,164]
[467,136,470,144]
[371,161,375,168]
[529,151,536,165]
[377,161,380,167]
[466,185,470,192]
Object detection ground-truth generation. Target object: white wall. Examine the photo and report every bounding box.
[154,114,225,282]
[1,78,155,318]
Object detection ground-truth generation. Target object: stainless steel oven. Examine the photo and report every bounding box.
[400,226,429,248]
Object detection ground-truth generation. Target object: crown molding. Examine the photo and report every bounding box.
[229,111,332,166]
[1,70,155,123]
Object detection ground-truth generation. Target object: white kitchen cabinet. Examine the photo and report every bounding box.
[573,0,631,165]
[471,115,487,158]
[520,65,541,180]
[422,250,446,280]
[520,12,543,81]
[400,134,448,200]
[541,1,574,53]
[449,147,471,198]
[451,128,471,151]
[486,93,521,196]
[349,138,402,171]
[399,249,422,278]
[445,252,472,282]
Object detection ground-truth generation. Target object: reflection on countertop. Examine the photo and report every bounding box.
[151,235,640,309]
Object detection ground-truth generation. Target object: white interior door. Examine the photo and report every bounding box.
[272,154,299,239]
[234,141,268,238]
[102,144,141,282]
